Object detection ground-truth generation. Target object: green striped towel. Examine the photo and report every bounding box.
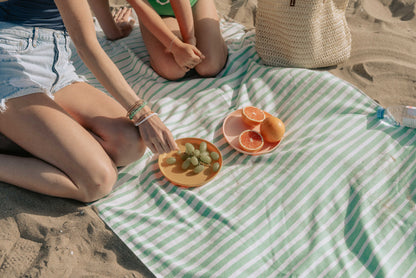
[74,20,416,277]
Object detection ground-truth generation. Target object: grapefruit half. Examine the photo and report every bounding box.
[238,130,264,152]
[241,106,266,126]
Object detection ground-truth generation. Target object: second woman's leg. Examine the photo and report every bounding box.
[192,0,228,77]
[139,17,188,80]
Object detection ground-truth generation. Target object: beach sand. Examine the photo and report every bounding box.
[0,0,415,277]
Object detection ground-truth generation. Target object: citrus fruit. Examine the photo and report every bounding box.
[238,130,264,152]
[260,116,285,143]
[241,106,266,126]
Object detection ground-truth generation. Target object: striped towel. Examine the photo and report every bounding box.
[74,20,416,277]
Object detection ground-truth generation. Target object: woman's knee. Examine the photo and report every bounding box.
[76,125,147,202]
[74,158,118,203]
[161,70,187,81]
[103,121,146,166]
[196,59,225,78]
[151,60,187,81]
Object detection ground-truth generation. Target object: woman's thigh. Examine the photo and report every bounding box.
[54,82,146,166]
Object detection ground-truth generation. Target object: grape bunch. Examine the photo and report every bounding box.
[166,142,220,174]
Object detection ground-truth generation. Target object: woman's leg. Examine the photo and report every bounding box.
[137,0,227,79]
[0,92,117,202]
[139,17,188,80]
[192,0,228,77]
[54,82,146,166]
[0,132,29,156]
[0,83,145,202]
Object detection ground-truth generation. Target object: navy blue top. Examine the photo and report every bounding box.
[0,0,65,31]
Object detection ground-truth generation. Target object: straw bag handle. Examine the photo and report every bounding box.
[289,0,338,7]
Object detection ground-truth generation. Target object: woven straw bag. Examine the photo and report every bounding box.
[255,0,351,68]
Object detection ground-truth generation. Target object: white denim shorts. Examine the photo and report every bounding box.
[0,21,85,112]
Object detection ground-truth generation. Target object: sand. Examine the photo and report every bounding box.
[0,0,415,277]
[331,0,416,107]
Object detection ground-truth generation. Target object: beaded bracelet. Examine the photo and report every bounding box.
[128,101,148,120]
[126,100,144,117]
[134,112,158,127]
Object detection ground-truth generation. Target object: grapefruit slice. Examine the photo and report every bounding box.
[238,130,264,152]
[241,106,266,126]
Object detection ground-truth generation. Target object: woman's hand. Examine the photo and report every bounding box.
[135,112,178,154]
[112,7,135,39]
[184,36,197,46]
[169,38,205,71]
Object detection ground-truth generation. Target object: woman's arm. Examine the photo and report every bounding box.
[127,0,203,68]
[170,0,195,45]
[127,0,178,48]
[55,0,137,108]
[54,0,177,153]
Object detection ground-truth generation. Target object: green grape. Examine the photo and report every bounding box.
[200,154,212,164]
[181,153,189,161]
[194,149,200,158]
[166,157,176,165]
[212,162,220,172]
[200,151,209,157]
[181,158,191,170]
[210,152,220,161]
[185,143,195,155]
[190,156,199,166]
[199,141,207,152]
[193,165,204,174]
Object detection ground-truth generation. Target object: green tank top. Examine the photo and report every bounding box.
[147,0,198,17]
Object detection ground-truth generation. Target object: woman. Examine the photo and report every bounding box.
[0,0,177,202]
[124,0,228,80]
